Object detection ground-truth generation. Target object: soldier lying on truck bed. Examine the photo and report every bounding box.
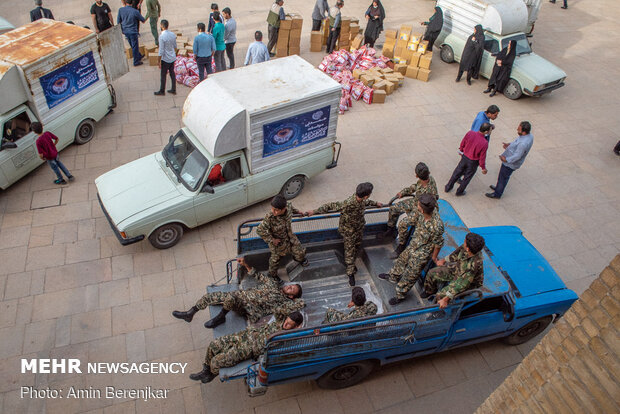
[323,286,378,324]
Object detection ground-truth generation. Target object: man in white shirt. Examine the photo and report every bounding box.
[245,31,270,65]
[155,19,177,95]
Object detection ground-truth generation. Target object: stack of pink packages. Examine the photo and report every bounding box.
[318,46,390,114]
[173,54,216,89]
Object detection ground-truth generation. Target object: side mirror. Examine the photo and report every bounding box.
[202,184,214,194]
[0,140,17,151]
[169,135,174,143]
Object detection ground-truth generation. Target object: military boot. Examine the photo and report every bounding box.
[348,275,356,286]
[172,306,198,323]
[390,244,405,259]
[204,309,229,329]
[189,364,217,383]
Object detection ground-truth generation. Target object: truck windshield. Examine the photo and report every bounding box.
[162,131,209,191]
[502,34,532,56]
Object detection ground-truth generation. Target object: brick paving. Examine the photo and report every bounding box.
[0,0,619,413]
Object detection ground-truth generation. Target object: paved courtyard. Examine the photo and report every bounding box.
[0,0,619,413]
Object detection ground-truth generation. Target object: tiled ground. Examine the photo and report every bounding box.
[0,0,619,413]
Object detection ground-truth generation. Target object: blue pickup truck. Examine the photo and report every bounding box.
[204,199,578,395]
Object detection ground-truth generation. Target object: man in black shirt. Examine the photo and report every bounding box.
[90,0,114,33]
[30,0,54,22]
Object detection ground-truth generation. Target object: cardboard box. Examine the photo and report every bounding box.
[372,80,387,91]
[311,31,323,43]
[276,30,290,48]
[419,54,432,69]
[350,24,360,35]
[341,17,351,29]
[384,80,395,95]
[288,46,300,55]
[148,52,160,66]
[360,74,375,87]
[178,49,188,57]
[176,41,186,49]
[351,34,364,50]
[353,69,364,79]
[177,36,189,43]
[418,40,429,54]
[393,72,405,85]
[405,66,419,79]
[289,32,301,45]
[139,45,146,57]
[125,46,132,59]
[145,43,157,54]
[417,68,431,82]
[310,43,322,52]
[393,56,407,65]
[280,17,293,30]
[380,67,394,75]
[394,44,406,58]
[394,63,407,75]
[410,32,423,44]
[402,49,414,62]
[406,41,418,52]
[291,14,303,30]
[399,25,412,41]
[409,52,422,67]
[385,29,397,39]
[276,48,288,57]
[382,47,394,59]
[351,17,359,25]
[373,89,386,103]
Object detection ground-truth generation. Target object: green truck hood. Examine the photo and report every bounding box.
[95,153,182,228]
[513,53,566,85]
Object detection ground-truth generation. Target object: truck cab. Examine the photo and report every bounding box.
[201,199,577,395]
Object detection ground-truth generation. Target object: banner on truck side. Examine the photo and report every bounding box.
[262,106,331,157]
[40,51,100,109]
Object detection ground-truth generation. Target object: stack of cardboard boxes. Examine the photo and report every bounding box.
[276,13,303,57]
[311,30,323,52]
[382,29,398,58]
[382,24,433,82]
[352,66,405,104]
[337,17,351,51]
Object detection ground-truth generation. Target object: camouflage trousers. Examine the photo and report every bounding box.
[268,236,306,276]
[342,228,363,276]
[205,334,253,375]
[423,266,455,297]
[323,307,346,324]
[389,247,432,300]
[387,199,417,228]
[195,291,246,315]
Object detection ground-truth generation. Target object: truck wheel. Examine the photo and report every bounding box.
[503,79,523,100]
[316,360,376,390]
[280,175,305,200]
[148,223,184,249]
[440,45,454,63]
[74,119,96,145]
[503,316,552,345]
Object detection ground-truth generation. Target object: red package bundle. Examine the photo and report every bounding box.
[176,74,186,83]
[351,83,364,100]
[183,76,199,88]
[362,87,374,104]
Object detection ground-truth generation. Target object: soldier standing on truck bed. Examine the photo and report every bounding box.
[306,183,383,287]
[379,194,444,305]
[257,195,308,283]
[171,257,304,328]
[323,286,378,323]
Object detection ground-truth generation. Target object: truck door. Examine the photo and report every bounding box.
[97,25,130,82]
[0,108,41,186]
[193,156,248,225]
[481,35,500,79]
[448,295,512,347]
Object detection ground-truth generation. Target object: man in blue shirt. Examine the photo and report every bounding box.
[154,19,177,95]
[486,121,534,199]
[244,31,270,65]
[117,0,146,66]
[193,22,216,81]
[471,105,500,140]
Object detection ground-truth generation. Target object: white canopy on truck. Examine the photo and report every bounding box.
[182,55,341,158]
[438,0,529,37]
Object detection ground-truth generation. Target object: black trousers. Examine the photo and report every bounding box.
[446,155,479,194]
[267,24,278,53]
[159,60,175,92]
[225,42,235,69]
[492,164,515,198]
[326,27,340,53]
[424,31,439,52]
[312,19,322,32]
[196,56,213,81]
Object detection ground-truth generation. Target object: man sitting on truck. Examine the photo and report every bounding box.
[323,286,378,324]
[171,257,304,329]
[257,195,308,283]
[189,310,304,383]
[379,194,444,305]
[422,232,485,309]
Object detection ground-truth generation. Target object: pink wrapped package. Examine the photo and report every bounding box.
[362,87,374,104]
[351,83,364,101]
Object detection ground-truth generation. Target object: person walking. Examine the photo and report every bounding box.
[456,24,484,85]
[549,0,567,10]
[244,31,270,65]
[212,11,226,72]
[117,0,145,66]
[311,0,329,32]
[90,0,114,33]
[30,0,54,22]
[222,8,237,69]
[484,40,517,97]
[486,121,534,199]
[326,0,344,54]
[154,19,176,95]
[363,0,385,48]
[144,0,161,46]
[421,6,442,52]
[33,122,74,185]
[445,123,491,196]
[471,105,500,137]
[266,0,286,56]
[194,22,216,81]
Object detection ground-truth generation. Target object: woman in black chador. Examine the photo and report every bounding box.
[456,24,485,85]
[363,0,385,48]
[421,6,443,52]
[485,40,517,97]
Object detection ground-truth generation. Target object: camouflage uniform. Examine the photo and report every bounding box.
[314,194,379,276]
[205,307,291,374]
[323,301,378,324]
[195,268,304,323]
[388,210,444,300]
[424,244,484,299]
[257,202,306,276]
[387,176,439,244]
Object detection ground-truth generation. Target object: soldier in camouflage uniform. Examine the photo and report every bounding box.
[422,232,485,309]
[379,194,444,305]
[172,257,304,328]
[257,195,308,280]
[382,163,439,256]
[189,310,304,383]
[306,183,383,286]
[323,286,378,323]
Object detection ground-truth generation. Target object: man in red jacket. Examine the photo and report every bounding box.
[444,123,490,196]
[33,122,74,185]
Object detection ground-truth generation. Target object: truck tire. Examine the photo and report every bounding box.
[280,175,305,200]
[440,45,454,63]
[74,119,96,145]
[148,223,184,249]
[503,316,552,345]
[503,79,523,100]
[316,360,376,390]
